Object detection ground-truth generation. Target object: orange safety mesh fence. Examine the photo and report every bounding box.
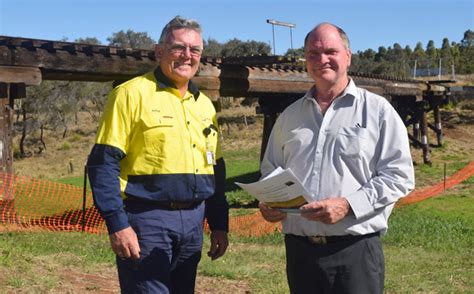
[0,172,106,234]
[397,160,474,207]
[0,160,472,236]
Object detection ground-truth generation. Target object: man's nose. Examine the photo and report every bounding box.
[182,46,192,58]
[318,53,329,63]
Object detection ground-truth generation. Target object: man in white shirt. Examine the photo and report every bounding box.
[259,22,415,293]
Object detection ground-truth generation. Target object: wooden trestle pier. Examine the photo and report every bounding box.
[0,36,451,173]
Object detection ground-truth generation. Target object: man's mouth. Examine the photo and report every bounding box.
[174,63,192,69]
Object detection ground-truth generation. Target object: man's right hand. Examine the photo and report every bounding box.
[258,202,287,223]
[109,226,141,260]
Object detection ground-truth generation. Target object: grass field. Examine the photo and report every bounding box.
[1,143,473,293]
[1,175,472,293]
[2,101,473,293]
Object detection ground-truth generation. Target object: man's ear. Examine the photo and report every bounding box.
[347,48,352,67]
[155,44,162,59]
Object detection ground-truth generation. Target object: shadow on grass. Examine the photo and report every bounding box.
[226,171,261,208]
[226,171,261,192]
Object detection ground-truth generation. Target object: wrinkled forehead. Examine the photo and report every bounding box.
[305,24,349,50]
[165,28,203,45]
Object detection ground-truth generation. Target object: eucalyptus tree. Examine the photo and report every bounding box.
[107,29,156,49]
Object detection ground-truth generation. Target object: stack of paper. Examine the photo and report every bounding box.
[235,167,312,212]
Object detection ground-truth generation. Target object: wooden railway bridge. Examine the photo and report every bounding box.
[0,36,451,173]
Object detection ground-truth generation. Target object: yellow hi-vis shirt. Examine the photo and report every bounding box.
[95,70,221,202]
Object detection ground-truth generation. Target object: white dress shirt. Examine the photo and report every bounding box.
[261,79,415,236]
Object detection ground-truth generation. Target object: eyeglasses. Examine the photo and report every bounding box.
[167,43,203,57]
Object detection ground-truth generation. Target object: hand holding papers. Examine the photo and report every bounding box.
[235,167,312,213]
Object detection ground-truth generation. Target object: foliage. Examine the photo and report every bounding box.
[16,81,110,157]
[203,38,271,57]
[286,29,474,77]
[74,37,101,45]
[107,29,156,49]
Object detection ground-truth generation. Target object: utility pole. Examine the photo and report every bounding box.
[413,60,417,78]
[266,19,296,55]
[438,58,442,79]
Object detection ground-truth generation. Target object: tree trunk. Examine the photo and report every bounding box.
[19,107,27,158]
[39,124,47,150]
[62,126,68,139]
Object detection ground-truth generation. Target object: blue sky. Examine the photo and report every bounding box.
[1,0,472,55]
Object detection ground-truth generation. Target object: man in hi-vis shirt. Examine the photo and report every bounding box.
[87,16,228,293]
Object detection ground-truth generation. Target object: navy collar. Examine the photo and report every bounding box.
[153,67,200,100]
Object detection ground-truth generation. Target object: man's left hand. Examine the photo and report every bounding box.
[207,230,228,260]
[300,198,350,224]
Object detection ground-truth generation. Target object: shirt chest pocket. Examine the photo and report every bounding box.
[140,113,178,158]
[335,126,370,158]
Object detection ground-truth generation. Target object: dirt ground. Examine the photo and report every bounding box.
[48,267,250,294]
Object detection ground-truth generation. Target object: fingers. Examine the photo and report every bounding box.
[208,243,225,260]
[110,227,141,260]
[300,198,350,224]
[258,202,287,223]
[208,231,228,260]
[300,202,324,220]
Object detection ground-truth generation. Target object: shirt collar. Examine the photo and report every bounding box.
[303,78,358,102]
[153,67,201,100]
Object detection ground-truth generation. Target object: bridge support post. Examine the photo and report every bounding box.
[0,83,15,174]
[418,102,431,165]
[0,83,20,225]
[260,113,278,163]
[433,105,443,147]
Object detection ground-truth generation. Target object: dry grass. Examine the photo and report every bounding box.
[12,106,264,180]
[12,100,473,181]
[13,112,97,180]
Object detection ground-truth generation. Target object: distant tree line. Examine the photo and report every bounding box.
[15,29,473,157]
[286,29,474,78]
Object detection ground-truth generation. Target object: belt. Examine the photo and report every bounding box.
[125,197,202,210]
[299,232,380,245]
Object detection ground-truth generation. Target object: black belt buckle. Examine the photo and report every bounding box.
[169,201,193,210]
[308,236,328,245]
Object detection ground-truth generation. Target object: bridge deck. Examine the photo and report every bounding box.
[0,36,451,166]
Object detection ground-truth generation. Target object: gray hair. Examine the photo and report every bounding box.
[304,22,350,50]
[158,16,202,44]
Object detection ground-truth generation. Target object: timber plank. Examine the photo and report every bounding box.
[0,66,41,85]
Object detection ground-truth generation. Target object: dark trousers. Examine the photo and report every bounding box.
[285,233,384,294]
[117,201,205,294]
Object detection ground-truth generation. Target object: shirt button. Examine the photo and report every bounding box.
[193,144,196,148]
[195,169,199,173]
[187,121,190,125]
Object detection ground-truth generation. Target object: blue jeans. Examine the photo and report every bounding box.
[117,201,205,294]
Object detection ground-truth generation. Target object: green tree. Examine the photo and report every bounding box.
[285,47,305,57]
[203,38,222,57]
[350,49,376,74]
[75,37,102,45]
[220,38,271,57]
[440,38,454,74]
[107,29,155,49]
[426,40,438,72]
[375,46,387,62]
[460,29,474,47]
[457,30,474,73]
